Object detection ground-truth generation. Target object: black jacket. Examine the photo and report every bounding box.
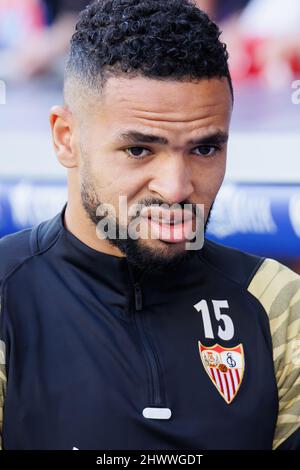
[0,205,299,450]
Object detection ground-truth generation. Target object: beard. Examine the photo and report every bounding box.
[81,176,213,275]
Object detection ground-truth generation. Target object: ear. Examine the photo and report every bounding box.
[49,105,78,169]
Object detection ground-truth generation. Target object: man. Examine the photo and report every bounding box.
[0,0,299,450]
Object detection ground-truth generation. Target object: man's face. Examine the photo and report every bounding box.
[74,76,232,271]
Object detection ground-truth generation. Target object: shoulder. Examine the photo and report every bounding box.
[0,229,32,283]
[201,238,265,288]
[247,257,300,386]
[0,208,64,284]
[247,257,300,313]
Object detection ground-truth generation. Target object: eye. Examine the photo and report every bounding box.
[193,145,220,157]
[125,147,151,159]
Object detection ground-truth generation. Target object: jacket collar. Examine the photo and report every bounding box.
[40,203,204,306]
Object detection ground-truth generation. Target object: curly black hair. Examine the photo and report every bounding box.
[66,0,233,98]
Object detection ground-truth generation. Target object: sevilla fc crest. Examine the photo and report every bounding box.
[199,342,245,404]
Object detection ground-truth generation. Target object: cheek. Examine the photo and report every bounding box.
[83,160,146,212]
[211,160,226,194]
[194,158,226,195]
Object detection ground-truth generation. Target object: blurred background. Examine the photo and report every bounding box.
[0,0,299,272]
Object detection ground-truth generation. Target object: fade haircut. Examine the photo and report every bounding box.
[65,0,233,101]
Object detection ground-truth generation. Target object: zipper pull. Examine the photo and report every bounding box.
[126,259,143,311]
[134,283,143,311]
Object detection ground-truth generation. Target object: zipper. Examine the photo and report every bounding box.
[134,283,143,312]
[126,261,164,406]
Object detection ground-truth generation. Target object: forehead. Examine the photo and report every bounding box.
[89,76,232,137]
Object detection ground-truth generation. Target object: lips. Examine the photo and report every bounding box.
[141,207,193,225]
[140,207,194,243]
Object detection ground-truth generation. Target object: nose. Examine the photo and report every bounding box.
[148,154,194,204]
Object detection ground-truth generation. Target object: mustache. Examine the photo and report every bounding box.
[135,198,198,217]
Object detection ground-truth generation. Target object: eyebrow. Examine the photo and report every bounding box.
[115,130,229,147]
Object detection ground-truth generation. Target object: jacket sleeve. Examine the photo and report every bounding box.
[277,427,300,450]
[248,258,300,450]
[0,293,6,451]
[0,228,37,450]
